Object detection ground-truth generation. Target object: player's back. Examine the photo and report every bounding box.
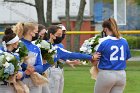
[96,36,131,70]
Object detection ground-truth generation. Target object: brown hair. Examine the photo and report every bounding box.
[102,18,120,39]
[46,25,61,39]
[38,24,46,33]
[4,26,14,35]
[3,27,17,44]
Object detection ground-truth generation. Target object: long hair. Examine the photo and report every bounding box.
[102,18,120,39]
[12,22,24,37]
[12,22,38,37]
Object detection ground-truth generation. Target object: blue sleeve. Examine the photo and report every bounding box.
[56,43,64,48]
[43,63,51,72]
[96,43,104,53]
[34,48,43,73]
[57,48,92,61]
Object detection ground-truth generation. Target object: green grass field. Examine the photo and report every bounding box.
[130,50,140,57]
[63,62,140,93]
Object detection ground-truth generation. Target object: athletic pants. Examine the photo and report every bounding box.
[94,69,126,93]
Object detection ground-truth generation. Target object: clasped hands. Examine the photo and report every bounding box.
[25,65,35,75]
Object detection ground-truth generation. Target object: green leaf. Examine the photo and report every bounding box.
[0,68,4,77]
[57,61,64,69]
[18,42,29,60]
[2,73,9,80]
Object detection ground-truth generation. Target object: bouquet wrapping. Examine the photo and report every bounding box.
[80,35,101,80]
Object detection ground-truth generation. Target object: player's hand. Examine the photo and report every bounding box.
[27,65,35,73]
[66,60,81,68]
[16,72,23,79]
[92,52,101,61]
[25,70,31,75]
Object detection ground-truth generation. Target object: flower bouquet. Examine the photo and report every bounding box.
[32,38,57,65]
[80,35,101,54]
[80,35,101,80]
[0,52,29,93]
[15,41,29,63]
[0,52,20,81]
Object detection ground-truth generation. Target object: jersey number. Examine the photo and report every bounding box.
[110,45,124,61]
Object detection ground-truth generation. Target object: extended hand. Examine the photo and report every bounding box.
[66,60,81,68]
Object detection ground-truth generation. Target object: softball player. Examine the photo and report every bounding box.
[0,27,23,93]
[20,22,43,93]
[94,18,131,93]
[43,25,101,93]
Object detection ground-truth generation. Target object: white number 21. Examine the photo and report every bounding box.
[110,45,124,61]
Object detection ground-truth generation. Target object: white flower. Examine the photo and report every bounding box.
[36,44,41,48]
[3,62,10,68]
[3,52,14,61]
[84,40,89,43]
[87,49,92,54]
[51,55,54,58]
[80,35,101,55]
[0,55,5,61]
[48,49,53,53]
[80,47,87,52]
[88,42,93,45]
[15,48,19,53]
[82,61,88,65]
[40,40,50,49]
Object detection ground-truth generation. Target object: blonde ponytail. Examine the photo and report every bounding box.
[12,22,24,38]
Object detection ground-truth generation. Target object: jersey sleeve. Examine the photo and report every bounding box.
[95,38,106,52]
[57,47,92,61]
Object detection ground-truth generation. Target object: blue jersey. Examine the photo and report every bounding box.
[96,36,131,70]
[21,38,43,73]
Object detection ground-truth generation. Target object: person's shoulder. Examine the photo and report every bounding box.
[56,43,64,48]
[119,37,129,45]
[0,47,4,53]
[99,36,111,44]
[120,37,127,41]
